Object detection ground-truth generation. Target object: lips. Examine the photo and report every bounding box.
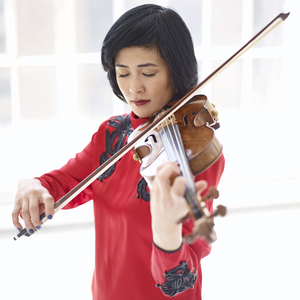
[131,100,150,106]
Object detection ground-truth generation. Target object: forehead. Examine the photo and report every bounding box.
[114,46,166,66]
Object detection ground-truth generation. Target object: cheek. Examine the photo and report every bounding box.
[155,76,172,93]
[159,78,174,99]
[160,71,174,95]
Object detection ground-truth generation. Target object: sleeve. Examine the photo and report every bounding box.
[150,154,225,297]
[35,122,107,209]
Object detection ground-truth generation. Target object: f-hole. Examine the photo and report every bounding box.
[183,112,196,126]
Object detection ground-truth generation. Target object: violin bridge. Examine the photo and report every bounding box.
[156,111,178,131]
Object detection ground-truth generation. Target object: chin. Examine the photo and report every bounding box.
[135,113,148,119]
[133,109,153,119]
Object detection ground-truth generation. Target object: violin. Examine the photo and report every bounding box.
[13,12,290,242]
[128,94,226,243]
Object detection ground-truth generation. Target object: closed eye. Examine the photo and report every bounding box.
[143,73,155,77]
[118,74,129,78]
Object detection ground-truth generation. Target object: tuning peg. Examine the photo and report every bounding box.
[201,187,219,202]
[210,204,227,218]
[183,217,217,244]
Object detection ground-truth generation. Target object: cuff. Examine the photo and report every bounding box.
[153,241,183,254]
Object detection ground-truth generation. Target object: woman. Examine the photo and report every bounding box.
[12,4,224,299]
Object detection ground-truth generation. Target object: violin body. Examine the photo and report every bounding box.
[175,95,222,175]
[129,94,223,187]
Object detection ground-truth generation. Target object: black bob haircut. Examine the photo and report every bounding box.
[101,4,198,102]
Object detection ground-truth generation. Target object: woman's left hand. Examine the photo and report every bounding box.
[150,161,207,251]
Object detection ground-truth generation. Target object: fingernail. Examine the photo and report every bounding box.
[29,229,34,234]
[17,227,21,232]
[36,226,41,230]
[47,215,53,220]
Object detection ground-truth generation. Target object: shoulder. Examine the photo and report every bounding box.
[93,113,132,138]
[98,113,131,131]
[92,113,133,150]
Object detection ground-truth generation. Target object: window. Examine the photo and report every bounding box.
[0,0,5,52]
[17,0,55,56]
[0,68,10,125]
[18,66,57,120]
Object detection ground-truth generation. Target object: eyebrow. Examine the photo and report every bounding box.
[115,63,159,68]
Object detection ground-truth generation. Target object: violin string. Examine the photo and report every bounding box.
[160,121,198,214]
[170,124,198,214]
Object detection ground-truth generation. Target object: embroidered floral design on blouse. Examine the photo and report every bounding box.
[97,114,151,201]
[97,114,133,181]
[156,261,197,298]
[136,177,150,201]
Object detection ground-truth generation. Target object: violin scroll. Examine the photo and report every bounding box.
[182,187,227,244]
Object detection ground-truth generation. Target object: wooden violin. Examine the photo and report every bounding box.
[129,94,225,243]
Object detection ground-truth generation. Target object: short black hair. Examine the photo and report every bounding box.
[101,4,198,102]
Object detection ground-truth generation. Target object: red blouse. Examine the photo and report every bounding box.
[37,111,225,299]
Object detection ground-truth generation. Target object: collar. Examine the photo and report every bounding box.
[129,111,150,129]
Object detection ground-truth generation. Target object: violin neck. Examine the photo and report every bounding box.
[159,122,203,220]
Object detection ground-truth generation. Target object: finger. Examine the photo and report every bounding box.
[156,160,180,174]
[154,162,181,193]
[155,161,181,181]
[152,162,176,189]
[43,193,55,221]
[169,177,190,216]
[21,199,35,235]
[195,180,208,196]
[170,176,187,198]
[29,188,50,230]
[12,203,23,232]
[29,199,42,230]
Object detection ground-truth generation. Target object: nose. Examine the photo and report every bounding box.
[129,76,145,94]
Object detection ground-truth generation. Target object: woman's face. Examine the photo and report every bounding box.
[114,46,175,118]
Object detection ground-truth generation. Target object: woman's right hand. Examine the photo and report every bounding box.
[11,178,54,235]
